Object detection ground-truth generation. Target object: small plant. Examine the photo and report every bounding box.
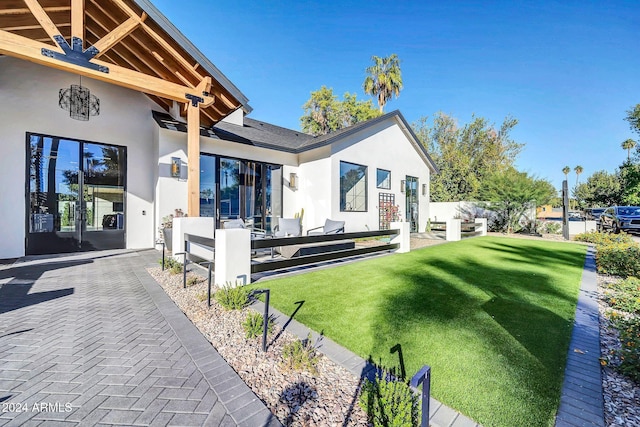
[242,311,274,339]
[215,282,249,310]
[359,376,419,427]
[611,317,640,383]
[159,257,183,274]
[196,292,208,302]
[595,241,640,278]
[602,277,640,314]
[574,230,634,246]
[186,275,200,287]
[541,221,561,234]
[281,333,319,374]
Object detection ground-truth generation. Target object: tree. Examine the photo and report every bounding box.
[622,138,637,161]
[619,162,640,205]
[574,165,583,187]
[363,54,403,113]
[573,170,621,208]
[479,169,556,233]
[562,166,570,180]
[300,86,379,136]
[624,104,640,134]
[413,112,523,202]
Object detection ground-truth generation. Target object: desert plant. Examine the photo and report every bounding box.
[602,277,640,315]
[215,283,249,310]
[159,257,183,274]
[541,221,562,234]
[281,333,319,374]
[359,376,419,427]
[196,292,208,302]
[242,311,275,339]
[611,317,640,383]
[186,275,200,287]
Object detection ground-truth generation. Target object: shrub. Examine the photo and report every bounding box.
[187,276,200,287]
[196,291,208,302]
[596,242,640,278]
[282,334,319,374]
[612,317,640,383]
[158,257,183,274]
[215,283,249,310]
[541,221,561,234]
[602,277,640,315]
[359,377,419,427]
[242,311,274,339]
[574,230,634,246]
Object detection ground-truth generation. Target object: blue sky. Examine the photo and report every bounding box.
[152,0,640,190]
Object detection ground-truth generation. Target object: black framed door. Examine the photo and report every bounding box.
[26,134,126,255]
[405,176,419,233]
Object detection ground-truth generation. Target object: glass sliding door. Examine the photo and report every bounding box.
[26,134,126,255]
[405,176,419,232]
[200,154,282,232]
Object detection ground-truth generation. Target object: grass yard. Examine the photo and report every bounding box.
[256,236,587,427]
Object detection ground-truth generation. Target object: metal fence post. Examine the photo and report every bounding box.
[410,365,431,427]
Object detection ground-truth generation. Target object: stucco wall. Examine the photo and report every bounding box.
[325,118,432,232]
[0,57,159,258]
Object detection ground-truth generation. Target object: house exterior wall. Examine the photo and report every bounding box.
[0,57,159,258]
[326,118,431,232]
[155,127,298,231]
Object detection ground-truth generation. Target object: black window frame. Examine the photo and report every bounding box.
[339,160,368,212]
[376,168,391,189]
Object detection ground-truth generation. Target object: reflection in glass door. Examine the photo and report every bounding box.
[405,176,419,232]
[26,134,126,255]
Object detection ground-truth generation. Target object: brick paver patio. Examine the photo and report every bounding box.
[0,249,279,427]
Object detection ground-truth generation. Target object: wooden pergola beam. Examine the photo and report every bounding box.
[0,6,70,16]
[187,102,201,217]
[22,0,60,44]
[92,15,144,58]
[0,28,215,105]
[71,0,84,42]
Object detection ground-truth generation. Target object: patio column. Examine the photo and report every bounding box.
[187,101,200,217]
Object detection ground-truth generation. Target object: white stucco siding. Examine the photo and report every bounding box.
[156,128,298,228]
[0,57,159,258]
[328,118,431,232]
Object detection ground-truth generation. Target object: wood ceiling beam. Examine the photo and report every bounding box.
[0,6,69,16]
[92,14,145,58]
[1,23,70,32]
[0,29,215,105]
[22,0,60,44]
[71,0,84,42]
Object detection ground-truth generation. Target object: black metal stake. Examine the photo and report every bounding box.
[174,252,187,288]
[250,289,270,352]
[411,365,431,427]
[200,261,213,307]
[161,241,165,270]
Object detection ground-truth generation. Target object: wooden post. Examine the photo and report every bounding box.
[187,101,200,217]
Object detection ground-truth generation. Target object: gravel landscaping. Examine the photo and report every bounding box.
[148,267,369,426]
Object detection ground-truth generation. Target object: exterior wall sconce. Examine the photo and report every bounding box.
[289,173,298,190]
[171,157,181,178]
[422,183,427,196]
[400,180,406,193]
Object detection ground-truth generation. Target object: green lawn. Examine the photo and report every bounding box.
[256,236,587,427]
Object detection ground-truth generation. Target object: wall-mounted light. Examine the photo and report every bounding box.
[422,183,427,196]
[289,172,298,190]
[400,180,406,193]
[171,157,181,178]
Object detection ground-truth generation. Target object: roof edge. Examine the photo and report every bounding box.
[132,0,252,113]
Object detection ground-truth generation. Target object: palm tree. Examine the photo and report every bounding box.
[562,166,570,181]
[363,54,403,113]
[622,138,637,161]
[574,165,583,187]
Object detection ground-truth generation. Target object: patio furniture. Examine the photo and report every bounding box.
[273,217,302,237]
[307,219,345,235]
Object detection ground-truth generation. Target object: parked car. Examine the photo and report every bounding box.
[597,206,640,233]
[587,207,606,221]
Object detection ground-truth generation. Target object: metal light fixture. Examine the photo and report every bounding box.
[58,77,100,121]
[289,173,298,190]
[422,183,427,196]
[171,157,181,178]
[400,180,406,193]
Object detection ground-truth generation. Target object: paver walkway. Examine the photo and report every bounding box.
[555,246,605,427]
[0,249,279,427]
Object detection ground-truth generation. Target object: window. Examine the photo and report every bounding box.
[340,161,367,212]
[376,169,391,189]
